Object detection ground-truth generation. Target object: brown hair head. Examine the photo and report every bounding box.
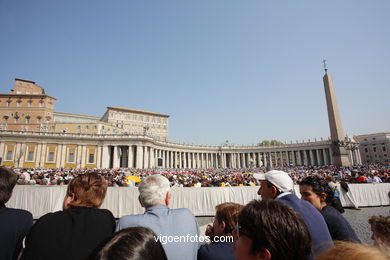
[316,241,388,260]
[0,167,18,204]
[98,227,167,260]
[238,199,311,260]
[215,202,243,236]
[66,173,108,208]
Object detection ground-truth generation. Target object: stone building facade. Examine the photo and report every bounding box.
[0,130,341,169]
[0,77,364,168]
[354,133,390,165]
[0,78,56,131]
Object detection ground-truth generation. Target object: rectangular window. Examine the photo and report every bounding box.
[364,148,368,153]
[373,147,377,152]
[48,152,54,162]
[27,151,34,161]
[68,153,74,163]
[6,150,13,160]
[68,152,75,163]
[383,146,387,152]
[88,153,94,164]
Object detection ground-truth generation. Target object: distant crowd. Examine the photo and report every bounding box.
[11,164,390,187]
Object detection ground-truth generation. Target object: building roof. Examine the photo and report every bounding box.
[107,107,170,118]
[54,111,101,120]
[354,132,390,138]
[0,93,57,100]
[15,78,36,84]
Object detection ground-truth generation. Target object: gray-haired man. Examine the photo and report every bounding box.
[116,174,199,260]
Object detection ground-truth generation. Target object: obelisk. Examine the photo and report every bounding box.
[322,60,350,166]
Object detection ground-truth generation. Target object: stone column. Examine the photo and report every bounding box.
[55,144,62,167]
[316,149,321,166]
[261,152,265,167]
[81,145,87,168]
[280,151,284,167]
[323,149,327,166]
[309,150,314,166]
[112,146,119,168]
[329,148,334,165]
[61,145,67,168]
[187,152,190,168]
[127,146,133,168]
[136,146,143,169]
[291,151,296,166]
[298,150,302,165]
[101,145,109,168]
[150,147,155,168]
[39,143,46,167]
[74,144,81,168]
[143,146,148,169]
[286,151,290,166]
[0,142,4,162]
[356,149,362,165]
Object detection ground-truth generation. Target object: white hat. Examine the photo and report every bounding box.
[253,170,293,193]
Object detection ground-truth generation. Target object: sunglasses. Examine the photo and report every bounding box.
[235,222,251,238]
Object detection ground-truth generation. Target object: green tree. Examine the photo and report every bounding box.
[258,139,283,146]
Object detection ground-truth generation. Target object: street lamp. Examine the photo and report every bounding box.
[341,136,360,166]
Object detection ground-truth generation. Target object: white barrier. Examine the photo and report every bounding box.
[7,184,390,219]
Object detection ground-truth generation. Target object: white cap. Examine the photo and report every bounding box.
[253,170,293,193]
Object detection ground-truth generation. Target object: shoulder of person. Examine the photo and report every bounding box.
[5,207,33,219]
[171,207,196,217]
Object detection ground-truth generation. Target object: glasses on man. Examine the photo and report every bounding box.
[235,222,251,238]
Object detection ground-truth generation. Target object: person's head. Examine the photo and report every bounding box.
[316,241,388,260]
[299,175,332,211]
[212,202,243,237]
[0,167,18,204]
[98,227,167,260]
[138,174,170,208]
[369,215,390,253]
[63,172,108,209]
[254,170,293,200]
[234,200,311,260]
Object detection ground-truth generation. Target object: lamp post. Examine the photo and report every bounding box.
[341,137,360,166]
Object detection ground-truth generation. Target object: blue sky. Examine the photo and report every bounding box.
[1,0,389,145]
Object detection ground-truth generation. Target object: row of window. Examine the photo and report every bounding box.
[5,150,95,164]
[366,154,388,158]
[364,146,387,153]
[77,125,98,130]
[3,116,48,124]
[110,113,167,124]
[1,99,47,108]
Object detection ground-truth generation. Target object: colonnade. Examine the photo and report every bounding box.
[104,145,337,169]
[0,131,362,169]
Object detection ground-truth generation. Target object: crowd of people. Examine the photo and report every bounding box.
[11,164,390,187]
[1,166,389,260]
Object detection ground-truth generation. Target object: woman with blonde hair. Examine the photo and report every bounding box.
[198,202,244,260]
[21,173,116,260]
[316,241,388,260]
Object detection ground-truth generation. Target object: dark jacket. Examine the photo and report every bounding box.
[321,206,361,243]
[21,207,115,260]
[277,194,333,259]
[0,203,33,260]
[198,242,235,260]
